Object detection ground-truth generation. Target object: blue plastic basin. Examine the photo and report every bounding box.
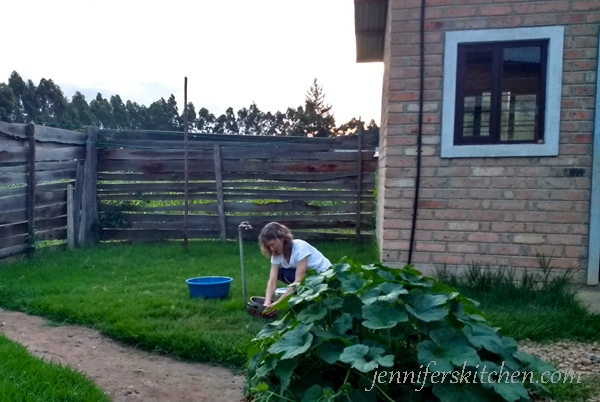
[186,276,233,299]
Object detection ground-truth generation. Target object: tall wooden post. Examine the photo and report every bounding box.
[355,124,363,244]
[214,144,226,242]
[26,123,36,256]
[183,77,189,252]
[79,127,98,247]
[73,160,84,246]
[67,184,75,249]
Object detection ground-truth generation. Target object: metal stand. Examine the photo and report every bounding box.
[238,221,252,305]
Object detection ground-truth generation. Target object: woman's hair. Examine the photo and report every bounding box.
[258,222,294,257]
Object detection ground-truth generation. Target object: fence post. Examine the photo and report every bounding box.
[214,144,227,242]
[79,126,98,246]
[73,160,84,246]
[355,127,363,244]
[26,123,36,256]
[67,184,75,249]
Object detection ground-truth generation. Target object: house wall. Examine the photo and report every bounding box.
[377,0,599,281]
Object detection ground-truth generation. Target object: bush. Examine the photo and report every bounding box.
[245,260,559,402]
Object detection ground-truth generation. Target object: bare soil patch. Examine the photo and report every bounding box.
[0,308,245,402]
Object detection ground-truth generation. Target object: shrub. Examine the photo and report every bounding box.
[245,260,559,402]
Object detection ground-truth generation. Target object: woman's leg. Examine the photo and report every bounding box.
[277,268,297,285]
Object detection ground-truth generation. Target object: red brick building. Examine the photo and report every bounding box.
[354,0,600,284]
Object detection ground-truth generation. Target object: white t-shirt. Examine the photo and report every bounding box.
[270,239,331,273]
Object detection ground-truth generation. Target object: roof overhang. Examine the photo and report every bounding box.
[354,0,388,63]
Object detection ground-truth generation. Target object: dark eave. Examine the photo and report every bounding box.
[354,0,388,63]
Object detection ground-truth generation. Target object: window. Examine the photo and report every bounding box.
[441,27,564,158]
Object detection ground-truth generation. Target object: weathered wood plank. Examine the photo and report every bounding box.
[0,234,27,249]
[99,193,372,202]
[0,186,27,198]
[0,244,28,259]
[35,204,68,220]
[1,191,67,212]
[98,172,375,183]
[101,147,375,162]
[79,127,99,247]
[0,173,27,186]
[36,216,67,231]
[37,228,67,242]
[100,229,220,242]
[99,159,377,174]
[73,161,84,245]
[97,180,374,193]
[0,209,27,225]
[0,222,27,239]
[0,146,85,163]
[36,161,78,171]
[111,200,375,214]
[37,181,73,193]
[0,122,88,145]
[0,164,28,174]
[36,169,77,184]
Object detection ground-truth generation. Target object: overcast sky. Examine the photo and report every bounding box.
[1,0,384,126]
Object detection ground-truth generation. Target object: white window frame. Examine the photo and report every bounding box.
[441,26,564,158]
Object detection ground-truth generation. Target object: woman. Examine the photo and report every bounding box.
[259,222,331,309]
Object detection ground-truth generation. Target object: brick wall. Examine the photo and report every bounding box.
[377,0,599,280]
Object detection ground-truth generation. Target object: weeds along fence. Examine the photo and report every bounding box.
[0,122,97,260]
[97,129,378,242]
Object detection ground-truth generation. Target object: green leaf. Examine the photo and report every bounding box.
[340,344,394,373]
[302,385,323,402]
[342,295,364,319]
[332,263,351,274]
[305,274,324,287]
[334,313,353,335]
[254,315,292,340]
[406,294,449,322]
[377,282,408,303]
[320,340,346,364]
[462,324,504,354]
[341,276,368,294]
[418,329,482,373]
[256,355,278,377]
[323,297,344,310]
[377,269,396,281]
[432,383,490,402]
[360,289,381,305]
[269,324,314,360]
[274,359,298,392]
[513,351,557,374]
[362,303,408,329]
[297,304,328,324]
[490,379,529,402]
[290,284,329,306]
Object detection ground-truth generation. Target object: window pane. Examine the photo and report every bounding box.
[500,46,543,142]
[462,51,493,137]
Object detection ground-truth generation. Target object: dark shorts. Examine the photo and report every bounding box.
[278,268,296,285]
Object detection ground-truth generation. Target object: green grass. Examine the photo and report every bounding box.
[0,334,110,402]
[0,240,378,369]
[435,263,600,342]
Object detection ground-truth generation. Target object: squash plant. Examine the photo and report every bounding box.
[245,260,559,402]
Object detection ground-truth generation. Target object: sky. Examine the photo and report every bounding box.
[1,0,384,126]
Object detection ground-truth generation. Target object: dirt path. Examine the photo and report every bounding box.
[0,308,245,402]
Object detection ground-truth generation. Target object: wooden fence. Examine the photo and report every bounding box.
[97,130,378,242]
[0,122,97,260]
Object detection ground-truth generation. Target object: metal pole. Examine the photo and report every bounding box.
[238,221,252,305]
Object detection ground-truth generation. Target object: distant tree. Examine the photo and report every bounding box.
[300,78,336,137]
[0,84,19,122]
[145,94,180,131]
[333,117,380,138]
[236,102,263,135]
[36,78,69,125]
[90,93,114,129]
[125,100,147,130]
[67,91,95,126]
[110,95,131,130]
[183,102,197,133]
[196,107,216,133]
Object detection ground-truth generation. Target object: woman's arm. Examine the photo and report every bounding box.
[264,263,280,307]
[269,257,308,308]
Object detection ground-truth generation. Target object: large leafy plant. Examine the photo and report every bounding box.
[245,260,559,402]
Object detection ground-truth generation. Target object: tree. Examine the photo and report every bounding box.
[0,83,19,122]
[36,78,69,125]
[126,100,147,130]
[67,91,95,126]
[196,107,216,133]
[145,94,180,131]
[299,78,336,137]
[110,95,131,130]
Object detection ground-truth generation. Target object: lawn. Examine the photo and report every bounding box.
[0,240,378,368]
[0,334,110,402]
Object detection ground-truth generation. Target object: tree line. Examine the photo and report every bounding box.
[0,72,378,137]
